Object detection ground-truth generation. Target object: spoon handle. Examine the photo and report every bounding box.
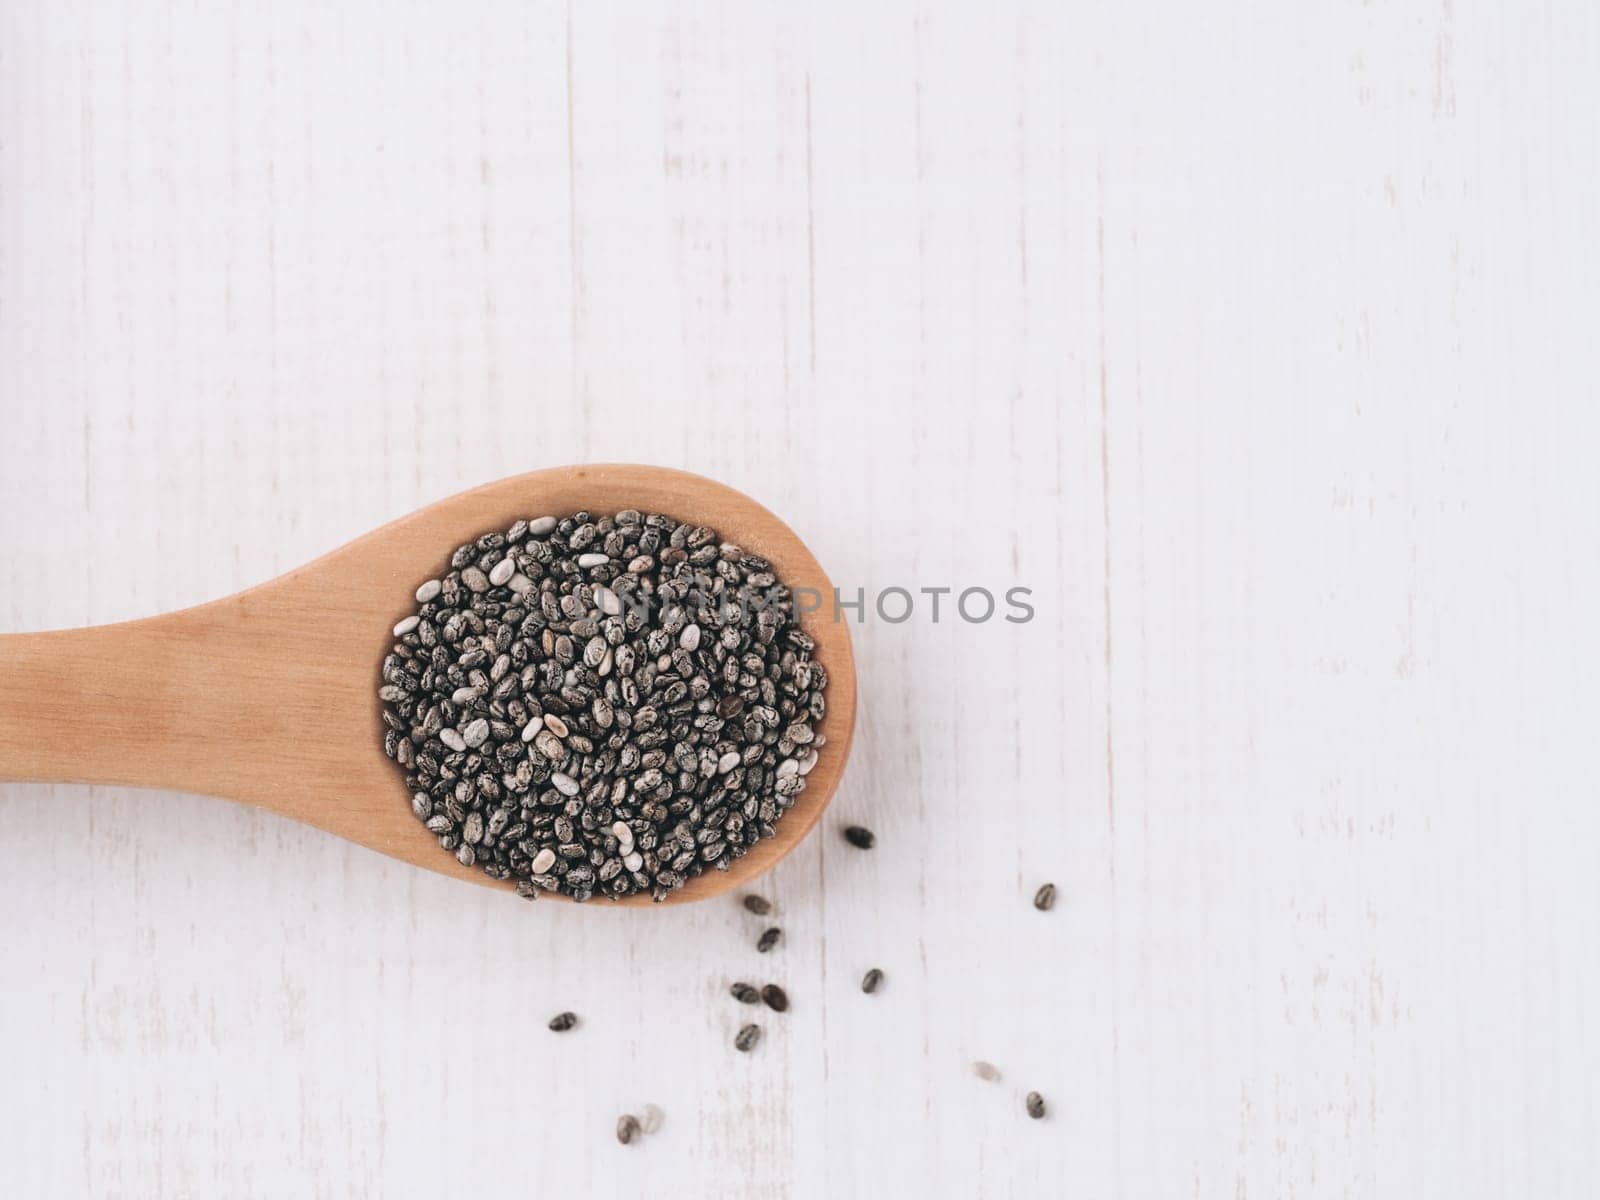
[0,603,265,794]
[0,614,225,793]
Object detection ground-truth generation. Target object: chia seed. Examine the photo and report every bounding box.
[378,510,830,902]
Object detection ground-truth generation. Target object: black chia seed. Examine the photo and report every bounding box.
[843,825,875,850]
[378,510,830,902]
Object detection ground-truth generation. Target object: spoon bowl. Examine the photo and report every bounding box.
[0,465,857,905]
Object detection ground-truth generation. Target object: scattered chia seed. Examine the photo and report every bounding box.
[972,1060,1001,1082]
[616,1113,641,1145]
[757,926,782,953]
[548,1011,578,1032]
[761,983,789,1012]
[378,510,831,902]
[1034,882,1056,911]
[735,1023,762,1052]
[640,1103,665,1134]
[1025,1091,1046,1119]
[843,825,875,850]
[731,982,761,1004]
[861,967,884,994]
[742,894,773,915]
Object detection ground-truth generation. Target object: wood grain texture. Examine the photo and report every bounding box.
[2,0,1598,1196]
[0,464,857,903]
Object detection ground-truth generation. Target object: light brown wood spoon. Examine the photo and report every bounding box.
[0,464,857,905]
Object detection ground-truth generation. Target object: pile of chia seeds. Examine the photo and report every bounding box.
[378,509,829,902]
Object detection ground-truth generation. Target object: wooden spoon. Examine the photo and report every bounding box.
[0,464,857,905]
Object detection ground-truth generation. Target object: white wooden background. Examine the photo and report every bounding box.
[3,1,1598,1196]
